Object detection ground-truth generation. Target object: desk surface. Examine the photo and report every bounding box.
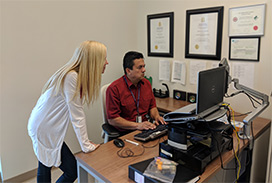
[76,97,271,183]
[155,97,190,113]
[76,131,166,183]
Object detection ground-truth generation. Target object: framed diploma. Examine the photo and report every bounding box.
[185,6,224,60]
[147,12,174,57]
[229,37,260,61]
[229,4,266,36]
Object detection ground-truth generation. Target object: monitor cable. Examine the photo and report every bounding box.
[205,118,237,171]
[117,136,165,158]
[225,90,261,109]
[221,103,242,182]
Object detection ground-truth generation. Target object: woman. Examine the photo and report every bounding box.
[28,40,108,182]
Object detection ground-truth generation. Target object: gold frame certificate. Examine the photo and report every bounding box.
[185,7,223,60]
[229,4,266,36]
[150,17,170,53]
[189,13,218,55]
[147,12,174,57]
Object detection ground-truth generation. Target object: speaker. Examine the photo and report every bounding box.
[173,90,187,101]
[187,93,196,103]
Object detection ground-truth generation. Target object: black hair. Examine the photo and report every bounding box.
[123,51,144,74]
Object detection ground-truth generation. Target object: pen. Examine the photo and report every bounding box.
[124,139,139,146]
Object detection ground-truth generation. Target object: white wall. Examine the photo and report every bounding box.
[136,0,271,182]
[0,0,138,180]
[137,0,271,120]
[1,0,271,181]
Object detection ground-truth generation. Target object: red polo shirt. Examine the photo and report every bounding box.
[106,75,156,128]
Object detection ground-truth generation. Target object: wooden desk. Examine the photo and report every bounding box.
[199,114,270,182]
[76,97,271,183]
[76,131,166,183]
[155,97,190,113]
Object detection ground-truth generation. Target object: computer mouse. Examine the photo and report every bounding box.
[113,138,125,148]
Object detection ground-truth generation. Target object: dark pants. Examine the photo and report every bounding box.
[37,142,77,183]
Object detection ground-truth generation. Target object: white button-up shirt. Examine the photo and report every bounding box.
[28,71,96,167]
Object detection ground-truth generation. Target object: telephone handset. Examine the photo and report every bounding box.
[153,83,169,98]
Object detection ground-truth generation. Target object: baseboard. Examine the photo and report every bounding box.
[4,152,82,182]
[4,169,37,183]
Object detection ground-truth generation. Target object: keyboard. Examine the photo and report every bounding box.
[134,125,168,141]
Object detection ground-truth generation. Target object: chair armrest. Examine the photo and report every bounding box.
[102,123,120,137]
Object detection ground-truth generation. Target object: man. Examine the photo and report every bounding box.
[106,51,166,134]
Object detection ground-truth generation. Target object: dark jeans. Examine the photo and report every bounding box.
[37,142,77,183]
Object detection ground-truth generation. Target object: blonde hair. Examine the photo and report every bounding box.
[42,40,107,105]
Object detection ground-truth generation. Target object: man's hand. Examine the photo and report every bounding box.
[154,116,167,126]
[136,121,156,130]
[149,107,167,126]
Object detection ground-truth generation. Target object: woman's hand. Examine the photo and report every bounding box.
[89,141,100,151]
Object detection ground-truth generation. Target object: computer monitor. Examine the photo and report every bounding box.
[219,58,231,94]
[163,66,227,122]
[196,66,226,116]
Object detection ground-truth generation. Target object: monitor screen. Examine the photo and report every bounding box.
[196,66,226,115]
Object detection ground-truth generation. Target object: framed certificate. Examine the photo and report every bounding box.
[147,12,174,57]
[229,37,260,61]
[185,6,224,60]
[229,4,266,36]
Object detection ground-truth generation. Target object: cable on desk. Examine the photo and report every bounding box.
[224,103,256,173]
[117,135,166,158]
[222,103,241,183]
[225,90,261,108]
[233,111,252,117]
[205,119,236,171]
[210,104,240,180]
[117,145,145,158]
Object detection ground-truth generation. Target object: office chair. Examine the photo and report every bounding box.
[101,83,120,143]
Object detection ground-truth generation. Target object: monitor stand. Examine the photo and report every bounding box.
[199,108,228,122]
